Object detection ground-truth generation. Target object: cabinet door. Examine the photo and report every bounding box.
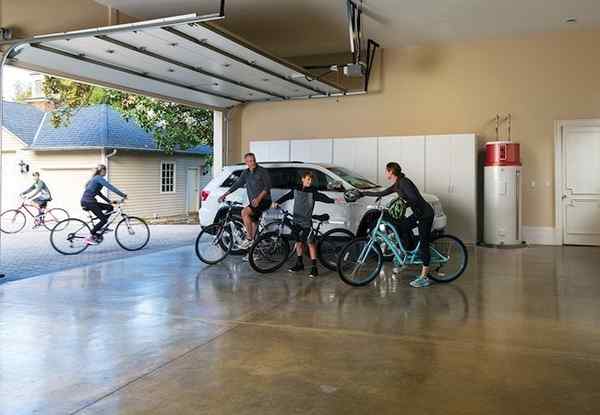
[333,138,379,183]
[378,136,425,189]
[250,140,290,162]
[425,135,452,198]
[448,134,477,242]
[290,139,333,163]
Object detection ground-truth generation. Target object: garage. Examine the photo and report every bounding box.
[1,1,600,414]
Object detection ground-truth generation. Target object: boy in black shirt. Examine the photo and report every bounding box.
[273,171,343,277]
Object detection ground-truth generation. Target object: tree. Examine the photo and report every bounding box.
[41,77,213,154]
[13,80,32,102]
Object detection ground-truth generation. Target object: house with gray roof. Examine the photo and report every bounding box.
[2,101,212,218]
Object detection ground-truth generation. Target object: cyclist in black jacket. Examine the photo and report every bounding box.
[360,162,435,288]
[273,171,343,278]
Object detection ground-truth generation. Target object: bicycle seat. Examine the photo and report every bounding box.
[312,214,330,222]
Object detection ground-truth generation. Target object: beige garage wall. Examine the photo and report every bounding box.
[0,0,137,39]
[236,29,600,228]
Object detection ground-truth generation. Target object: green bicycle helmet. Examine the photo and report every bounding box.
[387,197,407,221]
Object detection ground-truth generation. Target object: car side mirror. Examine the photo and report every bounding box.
[327,181,345,192]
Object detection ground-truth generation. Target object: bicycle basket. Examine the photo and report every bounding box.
[386,197,407,221]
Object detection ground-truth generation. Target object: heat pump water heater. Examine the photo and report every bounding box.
[484,141,523,246]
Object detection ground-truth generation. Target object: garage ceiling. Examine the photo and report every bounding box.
[94,0,600,57]
[6,14,346,110]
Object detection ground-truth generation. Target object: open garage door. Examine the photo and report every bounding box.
[3,13,346,111]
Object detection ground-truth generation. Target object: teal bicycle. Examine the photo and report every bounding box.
[337,198,468,287]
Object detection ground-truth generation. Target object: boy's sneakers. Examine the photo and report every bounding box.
[289,263,304,272]
[409,275,432,288]
[308,266,319,278]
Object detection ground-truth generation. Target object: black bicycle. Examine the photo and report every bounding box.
[248,208,354,274]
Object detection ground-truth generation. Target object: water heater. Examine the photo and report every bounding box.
[483,141,523,246]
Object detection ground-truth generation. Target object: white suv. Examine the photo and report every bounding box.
[199,162,447,233]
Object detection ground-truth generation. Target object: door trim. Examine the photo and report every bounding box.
[554,119,600,245]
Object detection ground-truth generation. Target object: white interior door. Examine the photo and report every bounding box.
[562,125,600,245]
[378,136,425,189]
[186,168,200,212]
[250,140,290,162]
[333,137,378,183]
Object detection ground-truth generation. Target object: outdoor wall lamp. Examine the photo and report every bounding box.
[18,160,30,174]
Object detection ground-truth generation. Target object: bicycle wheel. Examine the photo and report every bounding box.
[195,223,232,265]
[428,234,468,283]
[43,208,69,231]
[249,231,290,274]
[0,209,26,234]
[50,218,91,255]
[317,228,354,271]
[115,216,150,251]
[228,220,248,256]
[337,238,384,287]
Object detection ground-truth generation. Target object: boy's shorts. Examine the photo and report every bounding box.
[292,224,315,244]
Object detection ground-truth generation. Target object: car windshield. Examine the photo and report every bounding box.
[328,167,378,189]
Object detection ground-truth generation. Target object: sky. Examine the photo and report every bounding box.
[2,66,35,101]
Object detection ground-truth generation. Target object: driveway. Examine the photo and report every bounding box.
[0,224,201,282]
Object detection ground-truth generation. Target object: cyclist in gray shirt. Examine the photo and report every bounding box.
[20,172,52,214]
[218,152,272,249]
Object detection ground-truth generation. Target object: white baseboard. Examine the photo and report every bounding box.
[522,226,560,245]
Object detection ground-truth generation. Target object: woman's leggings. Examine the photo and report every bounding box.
[81,201,113,235]
[396,214,434,266]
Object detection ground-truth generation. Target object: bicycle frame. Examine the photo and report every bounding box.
[86,204,123,233]
[273,209,325,243]
[17,201,43,218]
[360,202,449,267]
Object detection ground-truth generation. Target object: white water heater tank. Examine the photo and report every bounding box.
[483,142,523,246]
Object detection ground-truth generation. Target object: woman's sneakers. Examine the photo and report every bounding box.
[409,275,432,288]
[84,236,100,246]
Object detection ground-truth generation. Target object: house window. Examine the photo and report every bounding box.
[161,162,176,193]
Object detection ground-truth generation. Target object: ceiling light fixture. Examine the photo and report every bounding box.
[565,17,577,24]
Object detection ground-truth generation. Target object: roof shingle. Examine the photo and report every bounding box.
[3,102,211,155]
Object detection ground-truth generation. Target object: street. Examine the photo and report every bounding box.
[0,224,201,282]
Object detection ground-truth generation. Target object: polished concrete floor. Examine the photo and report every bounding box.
[1,245,600,414]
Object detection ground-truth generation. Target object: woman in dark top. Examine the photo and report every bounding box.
[81,164,127,245]
[360,162,434,288]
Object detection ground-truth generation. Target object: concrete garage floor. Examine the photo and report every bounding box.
[1,244,600,414]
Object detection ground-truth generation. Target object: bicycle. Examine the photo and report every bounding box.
[0,197,69,234]
[195,200,287,265]
[337,198,468,287]
[248,207,355,274]
[49,200,150,255]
